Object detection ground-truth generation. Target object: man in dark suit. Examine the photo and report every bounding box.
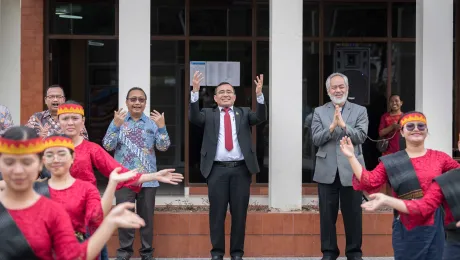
[189,71,267,260]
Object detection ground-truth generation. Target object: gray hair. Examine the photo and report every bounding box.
[325,72,349,90]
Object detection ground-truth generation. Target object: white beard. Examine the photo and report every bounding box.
[329,92,348,104]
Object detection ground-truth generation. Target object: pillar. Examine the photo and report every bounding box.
[118,0,151,113]
[0,0,21,124]
[268,0,303,211]
[415,0,453,154]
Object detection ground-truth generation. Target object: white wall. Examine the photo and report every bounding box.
[118,0,151,113]
[0,0,21,125]
[268,0,303,211]
[416,0,453,154]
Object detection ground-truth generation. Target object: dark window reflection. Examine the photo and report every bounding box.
[188,41,253,183]
[151,41,185,169]
[324,3,387,37]
[190,0,252,36]
[324,42,388,170]
[256,1,319,37]
[151,0,185,35]
[392,3,415,38]
[255,41,320,183]
[50,1,115,35]
[391,43,415,112]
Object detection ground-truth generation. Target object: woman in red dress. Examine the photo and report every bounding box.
[56,101,181,192]
[41,134,183,240]
[378,94,403,155]
[0,126,146,260]
[339,111,460,260]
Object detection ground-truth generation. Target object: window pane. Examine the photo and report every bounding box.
[188,41,253,183]
[50,1,115,35]
[392,3,415,38]
[257,1,319,37]
[323,42,388,170]
[190,0,252,36]
[324,3,387,37]
[391,42,415,112]
[150,41,185,169]
[151,0,185,35]
[255,41,320,183]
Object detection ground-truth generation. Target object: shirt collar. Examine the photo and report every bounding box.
[127,112,148,122]
[219,106,234,112]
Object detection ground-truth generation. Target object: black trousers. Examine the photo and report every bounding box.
[115,187,157,258]
[318,172,363,258]
[207,163,252,257]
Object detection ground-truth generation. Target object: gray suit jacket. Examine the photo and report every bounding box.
[189,101,267,178]
[311,101,369,186]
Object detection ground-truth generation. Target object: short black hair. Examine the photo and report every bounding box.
[214,82,235,95]
[126,87,147,100]
[389,94,401,100]
[46,85,65,95]
[44,134,75,156]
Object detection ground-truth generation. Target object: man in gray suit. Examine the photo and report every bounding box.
[189,72,267,260]
[311,72,368,260]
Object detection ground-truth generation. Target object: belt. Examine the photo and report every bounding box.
[214,160,245,167]
[446,229,460,242]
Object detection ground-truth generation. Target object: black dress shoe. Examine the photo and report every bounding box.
[211,256,223,260]
[231,257,243,260]
[321,257,337,260]
[347,257,363,260]
[141,256,155,260]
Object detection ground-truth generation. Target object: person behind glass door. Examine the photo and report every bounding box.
[103,87,171,260]
[189,71,267,260]
[378,94,403,155]
[311,72,368,260]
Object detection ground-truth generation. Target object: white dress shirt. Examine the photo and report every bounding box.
[190,91,265,162]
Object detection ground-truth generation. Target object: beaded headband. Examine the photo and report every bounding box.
[399,112,427,126]
[43,136,75,151]
[57,104,84,116]
[0,137,45,155]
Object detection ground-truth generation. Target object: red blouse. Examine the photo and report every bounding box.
[72,140,142,192]
[404,182,455,226]
[378,112,402,155]
[353,149,460,230]
[50,179,103,234]
[7,196,88,260]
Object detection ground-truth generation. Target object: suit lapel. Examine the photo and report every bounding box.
[213,107,220,140]
[342,101,352,124]
[326,102,335,123]
[234,107,241,134]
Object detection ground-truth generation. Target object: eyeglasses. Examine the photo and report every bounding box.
[127,97,146,103]
[216,90,234,95]
[46,95,64,99]
[405,122,427,132]
[43,153,70,163]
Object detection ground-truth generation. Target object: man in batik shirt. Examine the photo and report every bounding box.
[25,85,88,139]
[102,87,170,260]
[0,104,13,136]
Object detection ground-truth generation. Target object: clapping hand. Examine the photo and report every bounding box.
[113,108,127,127]
[150,110,165,128]
[254,74,264,96]
[339,136,355,158]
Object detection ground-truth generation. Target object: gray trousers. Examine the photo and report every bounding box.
[115,187,157,258]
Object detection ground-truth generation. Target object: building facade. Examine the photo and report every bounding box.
[0,0,456,211]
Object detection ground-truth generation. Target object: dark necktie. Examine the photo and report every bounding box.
[223,107,233,151]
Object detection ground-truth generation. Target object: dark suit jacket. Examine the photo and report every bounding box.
[189,101,267,178]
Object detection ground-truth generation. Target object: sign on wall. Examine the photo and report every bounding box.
[190,61,240,87]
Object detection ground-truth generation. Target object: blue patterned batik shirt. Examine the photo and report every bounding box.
[102,112,171,187]
[0,105,13,135]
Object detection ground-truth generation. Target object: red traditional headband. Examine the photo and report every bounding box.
[57,104,84,116]
[399,112,427,126]
[43,136,75,151]
[0,137,45,155]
